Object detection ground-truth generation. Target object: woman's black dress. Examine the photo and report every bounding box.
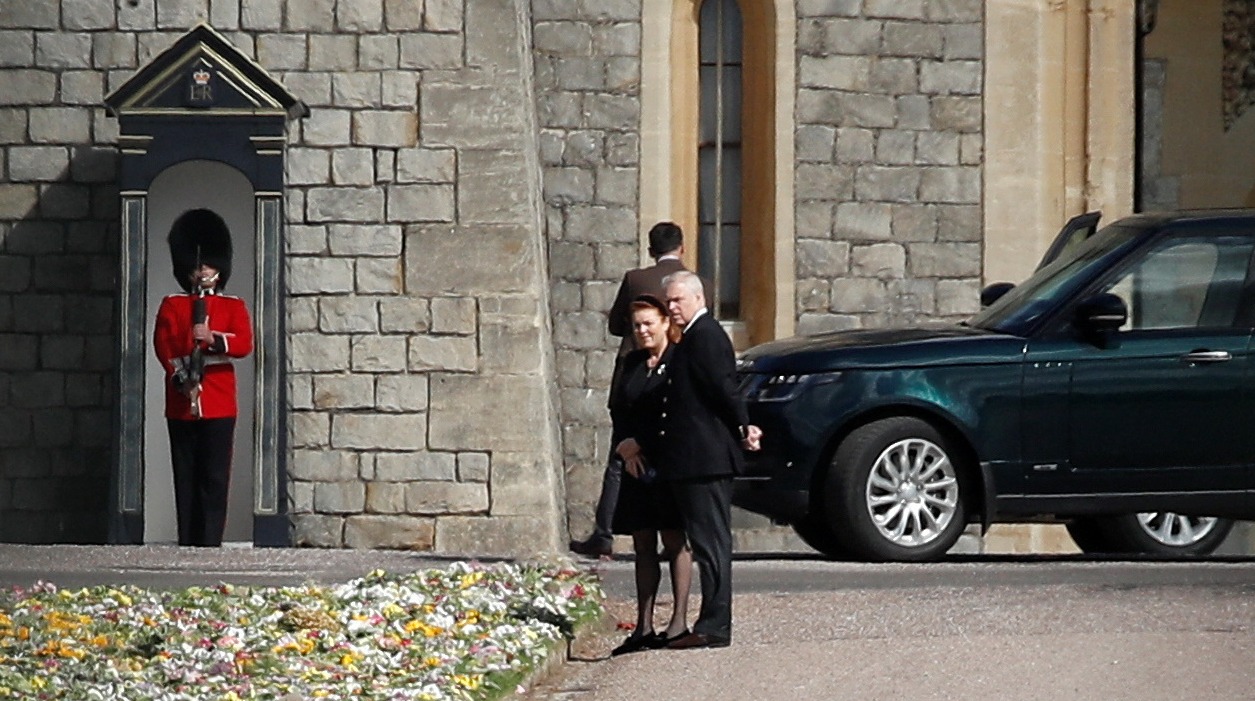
[610,345,684,534]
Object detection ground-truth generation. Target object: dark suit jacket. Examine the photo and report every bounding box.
[609,345,675,448]
[608,257,687,356]
[647,311,748,480]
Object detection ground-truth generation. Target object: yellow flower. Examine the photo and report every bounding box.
[90,635,109,648]
[460,572,484,589]
[454,674,482,690]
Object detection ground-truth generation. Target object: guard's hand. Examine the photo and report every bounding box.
[743,425,763,452]
[192,322,213,343]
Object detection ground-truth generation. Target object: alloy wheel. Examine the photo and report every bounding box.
[864,438,960,548]
[1135,513,1220,547]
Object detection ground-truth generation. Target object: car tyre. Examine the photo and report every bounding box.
[791,514,854,560]
[825,417,969,562]
[1092,514,1233,556]
[1064,518,1114,553]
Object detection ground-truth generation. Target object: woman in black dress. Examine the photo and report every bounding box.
[609,295,693,656]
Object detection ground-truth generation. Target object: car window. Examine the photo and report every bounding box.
[969,224,1140,334]
[1100,235,1254,331]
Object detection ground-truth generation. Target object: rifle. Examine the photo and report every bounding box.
[171,245,216,419]
[187,283,208,418]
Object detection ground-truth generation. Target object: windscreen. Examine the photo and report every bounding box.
[968,224,1142,334]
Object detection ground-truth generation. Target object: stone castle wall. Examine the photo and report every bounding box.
[794,0,984,334]
[0,0,568,554]
[0,0,985,549]
[530,0,643,539]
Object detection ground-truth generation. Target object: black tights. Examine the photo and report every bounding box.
[630,529,692,638]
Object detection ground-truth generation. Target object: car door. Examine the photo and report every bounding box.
[1036,211,1103,270]
[1028,230,1254,501]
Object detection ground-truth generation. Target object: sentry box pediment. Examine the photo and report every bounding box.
[105,23,307,120]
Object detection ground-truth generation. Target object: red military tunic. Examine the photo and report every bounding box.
[154,292,254,420]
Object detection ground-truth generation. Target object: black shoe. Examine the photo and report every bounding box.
[655,628,690,646]
[569,537,612,558]
[665,632,730,650]
[611,632,661,656]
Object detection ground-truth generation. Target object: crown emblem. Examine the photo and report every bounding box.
[192,68,211,85]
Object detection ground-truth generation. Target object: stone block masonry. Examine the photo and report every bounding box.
[0,0,566,556]
[531,3,644,538]
[795,1,984,336]
[2,0,989,554]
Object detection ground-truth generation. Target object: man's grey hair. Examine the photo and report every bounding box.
[662,270,704,298]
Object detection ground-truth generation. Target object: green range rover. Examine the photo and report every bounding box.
[735,210,1255,561]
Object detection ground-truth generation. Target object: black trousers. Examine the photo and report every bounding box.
[589,436,623,544]
[671,475,734,639]
[166,417,235,547]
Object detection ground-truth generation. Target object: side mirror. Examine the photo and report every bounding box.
[1075,292,1127,335]
[980,282,1015,307]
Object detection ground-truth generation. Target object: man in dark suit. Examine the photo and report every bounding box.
[654,270,761,649]
[571,222,688,557]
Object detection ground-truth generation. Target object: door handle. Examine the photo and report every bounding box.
[1179,350,1232,364]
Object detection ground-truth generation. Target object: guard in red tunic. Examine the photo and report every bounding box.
[153,209,253,547]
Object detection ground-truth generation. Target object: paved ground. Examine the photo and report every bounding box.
[541,562,1255,701]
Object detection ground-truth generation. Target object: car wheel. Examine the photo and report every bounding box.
[825,417,968,562]
[1064,518,1112,553]
[1095,513,1233,556]
[791,514,853,560]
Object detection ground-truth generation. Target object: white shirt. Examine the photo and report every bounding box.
[683,306,708,333]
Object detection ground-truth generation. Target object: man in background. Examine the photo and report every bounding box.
[570,222,687,557]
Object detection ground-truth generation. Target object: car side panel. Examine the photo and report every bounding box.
[740,354,1026,518]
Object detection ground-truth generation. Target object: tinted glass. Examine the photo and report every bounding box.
[969,224,1141,333]
[1101,235,1254,330]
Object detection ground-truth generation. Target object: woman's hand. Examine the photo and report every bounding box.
[622,454,646,479]
[615,438,644,478]
[615,438,641,460]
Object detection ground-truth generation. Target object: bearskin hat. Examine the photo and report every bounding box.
[168,208,232,293]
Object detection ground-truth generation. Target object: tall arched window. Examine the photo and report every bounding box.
[698,0,744,320]
[640,0,794,346]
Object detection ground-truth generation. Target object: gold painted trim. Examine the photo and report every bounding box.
[116,107,290,117]
[120,43,283,112]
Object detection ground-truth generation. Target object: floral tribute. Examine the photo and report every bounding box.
[0,561,602,701]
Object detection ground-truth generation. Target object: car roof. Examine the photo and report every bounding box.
[1117,208,1255,231]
